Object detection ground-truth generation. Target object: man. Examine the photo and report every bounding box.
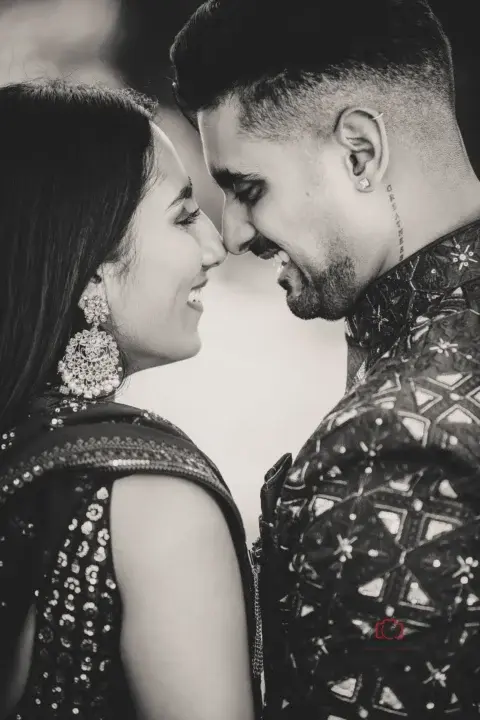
[171,1,480,717]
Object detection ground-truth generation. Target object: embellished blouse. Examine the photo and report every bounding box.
[258,220,480,719]
[0,396,262,718]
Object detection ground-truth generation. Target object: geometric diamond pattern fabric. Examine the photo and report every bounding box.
[260,222,480,718]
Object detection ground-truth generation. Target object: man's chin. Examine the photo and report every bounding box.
[286,292,322,320]
[279,275,319,319]
[284,284,349,322]
[279,261,356,321]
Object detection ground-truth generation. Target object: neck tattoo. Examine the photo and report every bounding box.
[386,184,404,262]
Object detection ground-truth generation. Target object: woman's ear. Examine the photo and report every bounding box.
[78,270,107,311]
[335,106,389,192]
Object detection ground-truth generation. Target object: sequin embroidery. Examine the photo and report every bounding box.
[0,403,260,718]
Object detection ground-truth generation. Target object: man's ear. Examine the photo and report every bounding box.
[335,106,389,192]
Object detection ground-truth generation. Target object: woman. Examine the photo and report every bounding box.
[0,80,261,720]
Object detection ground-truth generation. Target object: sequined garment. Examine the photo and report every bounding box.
[258,220,480,719]
[0,397,262,718]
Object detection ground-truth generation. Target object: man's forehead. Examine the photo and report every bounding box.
[198,101,280,183]
[198,100,245,156]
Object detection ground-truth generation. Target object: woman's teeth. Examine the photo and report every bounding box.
[188,288,202,305]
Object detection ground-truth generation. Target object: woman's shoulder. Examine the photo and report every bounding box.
[111,472,232,551]
[0,396,224,503]
[1,396,247,565]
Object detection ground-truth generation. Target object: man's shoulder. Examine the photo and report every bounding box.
[293,302,480,474]
[389,296,480,377]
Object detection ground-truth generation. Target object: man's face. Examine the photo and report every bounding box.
[199,99,390,320]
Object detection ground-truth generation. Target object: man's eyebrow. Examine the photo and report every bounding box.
[211,167,260,189]
[168,179,193,208]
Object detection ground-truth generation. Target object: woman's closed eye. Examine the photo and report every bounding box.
[176,207,201,227]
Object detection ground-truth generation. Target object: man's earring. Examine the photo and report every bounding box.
[58,295,123,399]
[359,178,370,190]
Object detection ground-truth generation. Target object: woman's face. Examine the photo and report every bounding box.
[103,125,225,371]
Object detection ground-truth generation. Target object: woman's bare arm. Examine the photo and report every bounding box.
[111,473,255,720]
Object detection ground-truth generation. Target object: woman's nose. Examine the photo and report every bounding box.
[198,212,226,268]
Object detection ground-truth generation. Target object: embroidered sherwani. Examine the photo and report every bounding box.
[258,221,480,719]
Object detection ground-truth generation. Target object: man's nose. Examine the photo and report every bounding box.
[222,203,256,255]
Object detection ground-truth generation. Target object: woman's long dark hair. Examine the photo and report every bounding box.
[0,80,157,433]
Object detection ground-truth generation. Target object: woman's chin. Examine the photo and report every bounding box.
[175,335,202,363]
[126,332,203,372]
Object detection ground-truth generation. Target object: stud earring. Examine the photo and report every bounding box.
[359,178,370,190]
[58,295,123,399]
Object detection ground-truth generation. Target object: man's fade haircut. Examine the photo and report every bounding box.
[170,0,455,143]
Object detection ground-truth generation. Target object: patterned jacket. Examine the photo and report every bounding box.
[259,220,480,719]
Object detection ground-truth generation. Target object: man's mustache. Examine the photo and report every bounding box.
[249,234,279,259]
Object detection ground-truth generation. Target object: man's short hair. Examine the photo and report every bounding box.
[170,0,454,140]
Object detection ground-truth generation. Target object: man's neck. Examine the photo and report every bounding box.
[381,166,480,276]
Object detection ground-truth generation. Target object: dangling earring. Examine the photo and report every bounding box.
[58,295,123,399]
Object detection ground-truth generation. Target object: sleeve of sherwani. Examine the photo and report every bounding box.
[271,405,480,716]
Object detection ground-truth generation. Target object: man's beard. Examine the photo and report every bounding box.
[279,256,357,321]
[249,234,358,320]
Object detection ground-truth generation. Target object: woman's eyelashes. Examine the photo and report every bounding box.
[176,207,201,227]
